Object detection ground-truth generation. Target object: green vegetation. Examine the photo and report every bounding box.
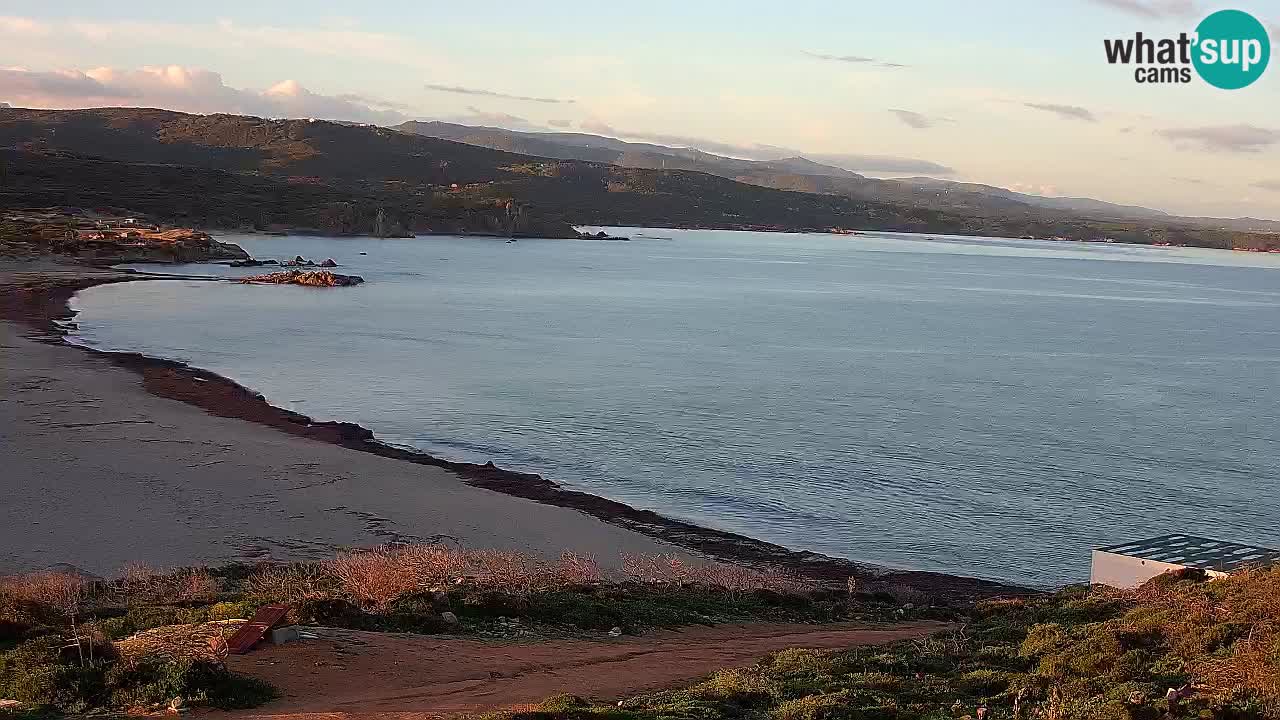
[1,108,1276,249]
[0,546,917,715]
[7,543,1276,718]
[503,568,1280,720]
[0,569,275,715]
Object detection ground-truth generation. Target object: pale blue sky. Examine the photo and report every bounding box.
[2,0,1278,218]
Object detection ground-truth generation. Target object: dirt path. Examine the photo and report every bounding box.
[224,622,945,718]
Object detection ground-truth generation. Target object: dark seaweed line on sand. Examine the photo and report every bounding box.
[0,270,1024,600]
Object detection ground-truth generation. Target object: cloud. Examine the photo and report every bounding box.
[804,51,908,68]
[1009,182,1059,197]
[804,51,875,63]
[0,15,48,34]
[1158,124,1280,153]
[1086,0,1199,19]
[547,118,572,128]
[1253,180,1280,192]
[1024,102,1097,122]
[0,65,409,125]
[424,83,572,104]
[808,153,955,175]
[0,68,138,102]
[889,109,934,129]
[577,119,954,174]
[463,106,528,125]
[0,16,456,75]
[423,106,546,132]
[579,120,780,158]
[334,93,416,112]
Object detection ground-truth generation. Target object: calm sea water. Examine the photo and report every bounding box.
[68,229,1280,586]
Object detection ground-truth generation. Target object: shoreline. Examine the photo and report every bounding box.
[0,260,1025,600]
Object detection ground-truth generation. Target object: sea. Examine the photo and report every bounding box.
[66,229,1280,587]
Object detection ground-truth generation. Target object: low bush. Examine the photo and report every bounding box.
[512,567,1280,720]
[0,635,274,714]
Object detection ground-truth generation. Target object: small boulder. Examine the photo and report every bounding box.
[608,626,623,637]
[320,258,338,267]
[441,611,459,626]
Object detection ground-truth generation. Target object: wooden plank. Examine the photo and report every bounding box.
[227,604,290,654]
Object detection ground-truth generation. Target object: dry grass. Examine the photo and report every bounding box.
[621,553,810,594]
[1125,567,1280,703]
[245,563,334,604]
[113,620,244,663]
[324,546,607,609]
[3,548,814,622]
[309,546,812,611]
[329,547,427,611]
[0,570,90,622]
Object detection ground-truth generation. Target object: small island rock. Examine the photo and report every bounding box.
[239,270,365,287]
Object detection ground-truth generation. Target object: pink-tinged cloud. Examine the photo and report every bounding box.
[0,15,48,34]
[0,65,410,125]
[1158,125,1280,153]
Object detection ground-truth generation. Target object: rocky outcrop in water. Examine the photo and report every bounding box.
[238,270,364,287]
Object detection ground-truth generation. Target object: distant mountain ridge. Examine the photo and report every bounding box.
[395,121,1194,223]
[0,107,1275,249]
[395,121,862,179]
[395,121,1280,233]
[890,177,1171,220]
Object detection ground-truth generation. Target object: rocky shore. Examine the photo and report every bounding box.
[0,208,249,263]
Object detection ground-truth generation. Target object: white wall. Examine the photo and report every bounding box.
[1090,550,1189,589]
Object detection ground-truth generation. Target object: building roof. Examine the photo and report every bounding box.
[1098,534,1280,573]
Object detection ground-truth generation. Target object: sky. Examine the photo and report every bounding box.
[1,0,1278,219]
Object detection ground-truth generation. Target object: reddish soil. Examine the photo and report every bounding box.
[223,622,946,718]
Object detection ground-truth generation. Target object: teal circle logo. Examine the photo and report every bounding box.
[1192,10,1270,89]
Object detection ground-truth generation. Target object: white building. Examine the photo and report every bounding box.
[1091,534,1280,589]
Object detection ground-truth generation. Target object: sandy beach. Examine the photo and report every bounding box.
[0,259,1014,599]
[0,261,685,575]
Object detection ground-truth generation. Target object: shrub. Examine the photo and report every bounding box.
[956,669,1012,696]
[207,600,258,621]
[538,694,592,713]
[771,690,855,720]
[328,548,424,611]
[104,657,277,710]
[245,563,334,604]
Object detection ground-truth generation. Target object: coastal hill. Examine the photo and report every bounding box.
[397,120,1280,235]
[0,107,1276,248]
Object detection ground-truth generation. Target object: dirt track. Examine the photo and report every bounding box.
[225,622,945,718]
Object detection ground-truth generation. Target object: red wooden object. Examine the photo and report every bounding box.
[226,604,290,654]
